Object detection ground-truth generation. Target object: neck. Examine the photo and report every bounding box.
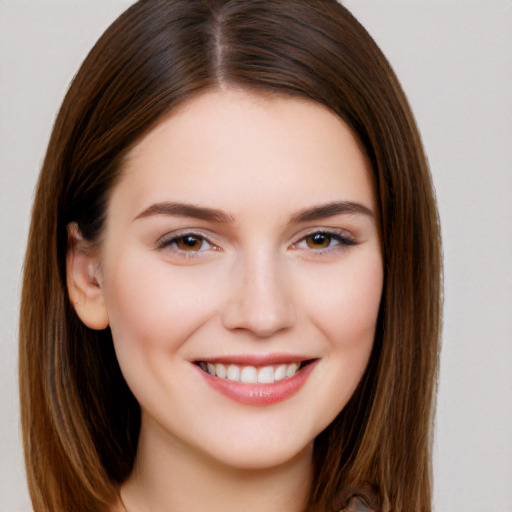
[119,418,313,512]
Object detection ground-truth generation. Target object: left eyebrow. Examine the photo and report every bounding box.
[290,201,374,223]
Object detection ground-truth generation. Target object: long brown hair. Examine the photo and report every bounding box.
[19,1,442,511]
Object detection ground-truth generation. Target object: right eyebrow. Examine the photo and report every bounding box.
[133,201,235,224]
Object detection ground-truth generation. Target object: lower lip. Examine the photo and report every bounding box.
[196,361,317,406]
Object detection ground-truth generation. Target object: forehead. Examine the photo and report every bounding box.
[111,89,376,220]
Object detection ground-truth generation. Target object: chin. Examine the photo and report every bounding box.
[210,443,313,472]
[195,429,315,472]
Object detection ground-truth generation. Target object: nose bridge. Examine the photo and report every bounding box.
[221,246,295,337]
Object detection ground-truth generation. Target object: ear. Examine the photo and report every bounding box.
[66,222,109,330]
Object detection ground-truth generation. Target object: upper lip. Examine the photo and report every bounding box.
[193,353,315,366]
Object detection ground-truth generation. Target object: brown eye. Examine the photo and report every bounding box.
[156,232,214,254]
[305,232,332,249]
[176,235,206,252]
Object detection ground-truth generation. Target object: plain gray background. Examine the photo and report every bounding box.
[1,1,511,510]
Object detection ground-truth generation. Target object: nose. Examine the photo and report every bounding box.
[221,251,296,338]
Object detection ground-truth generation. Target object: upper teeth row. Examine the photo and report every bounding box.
[199,362,300,384]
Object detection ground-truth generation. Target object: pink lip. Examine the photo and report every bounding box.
[195,359,317,406]
[196,353,310,366]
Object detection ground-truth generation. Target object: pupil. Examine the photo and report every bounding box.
[312,233,328,245]
[183,236,199,248]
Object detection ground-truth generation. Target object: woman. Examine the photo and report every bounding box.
[19,1,442,511]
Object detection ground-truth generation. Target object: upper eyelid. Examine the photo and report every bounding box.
[291,226,355,243]
[154,233,217,257]
[156,229,216,245]
[154,226,357,250]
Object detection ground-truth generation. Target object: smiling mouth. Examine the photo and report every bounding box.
[195,360,314,384]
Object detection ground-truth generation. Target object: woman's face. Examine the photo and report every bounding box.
[96,90,383,469]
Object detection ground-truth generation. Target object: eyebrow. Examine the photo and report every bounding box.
[289,201,374,223]
[134,200,374,224]
[134,202,235,224]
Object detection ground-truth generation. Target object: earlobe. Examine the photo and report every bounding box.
[66,222,109,330]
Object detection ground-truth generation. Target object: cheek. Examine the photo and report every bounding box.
[300,252,383,350]
[303,255,383,428]
[101,251,219,364]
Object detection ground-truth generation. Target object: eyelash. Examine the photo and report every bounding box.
[293,230,356,253]
[156,231,216,257]
[156,229,356,258]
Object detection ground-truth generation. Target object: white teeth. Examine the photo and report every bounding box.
[240,366,258,384]
[215,363,226,378]
[286,362,299,378]
[258,366,275,383]
[227,364,240,381]
[200,361,304,383]
[274,364,287,381]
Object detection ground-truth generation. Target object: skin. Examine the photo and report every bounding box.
[67,89,383,512]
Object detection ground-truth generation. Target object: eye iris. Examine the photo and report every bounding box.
[177,235,202,251]
[306,233,330,249]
